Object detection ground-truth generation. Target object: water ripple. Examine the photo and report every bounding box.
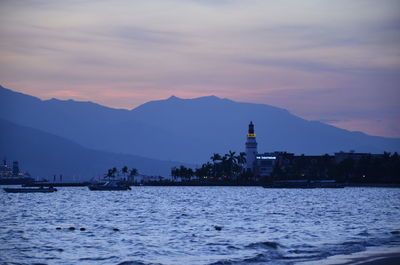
[0,186,399,265]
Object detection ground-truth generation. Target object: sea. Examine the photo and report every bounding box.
[0,186,399,265]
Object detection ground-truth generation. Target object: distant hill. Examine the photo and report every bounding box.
[129,95,400,161]
[0,118,188,180]
[1,85,399,164]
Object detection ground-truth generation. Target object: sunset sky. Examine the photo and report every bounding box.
[1,0,399,137]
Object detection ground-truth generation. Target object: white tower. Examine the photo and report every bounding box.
[245,121,258,172]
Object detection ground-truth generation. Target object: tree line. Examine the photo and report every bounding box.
[105,166,138,182]
[170,151,400,185]
[171,151,249,182]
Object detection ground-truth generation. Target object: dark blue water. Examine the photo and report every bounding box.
[1,187,399,265]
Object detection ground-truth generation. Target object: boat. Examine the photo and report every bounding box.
[3,186,58,193]
[0,159,35,185]
[88,180,131,191]
[0,177,35,185]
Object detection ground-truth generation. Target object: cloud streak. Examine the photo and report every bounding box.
[0,0,399,137]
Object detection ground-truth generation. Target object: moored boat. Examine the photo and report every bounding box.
[88,180,131,191]
[0,159,35,185]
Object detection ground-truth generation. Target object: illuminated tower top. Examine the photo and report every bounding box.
[247,121,256,137]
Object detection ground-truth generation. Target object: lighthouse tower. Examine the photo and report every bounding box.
[245,121,258,172]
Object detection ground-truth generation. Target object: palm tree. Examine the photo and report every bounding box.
[220,155,229,179]
[111,167,118,179]
[107,168,113,180]
[210,153,222,179]
[178,165,190,181]
[129,168,138,183]
[237,152,246,166]
[122,166,128,180]
[211,153,222,162]
[197,162,213,179]
[227,150,237,164]
[226,150,237,179]
[383,151,391,161]
[186,168,194,181]
[171,167,178,180]
[234,152,247,180]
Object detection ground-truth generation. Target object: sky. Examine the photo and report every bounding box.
[0,0,399,138]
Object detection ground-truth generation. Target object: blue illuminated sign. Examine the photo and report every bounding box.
[256,156,276,160]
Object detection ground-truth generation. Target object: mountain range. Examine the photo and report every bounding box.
[1,85,399,179]
[0,118,190,180]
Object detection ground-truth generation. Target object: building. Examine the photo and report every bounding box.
[244,122,392,180]
[254,153,277,177]
[245,121,258,171]
[244,122,329,178]
[245,122,277,177]
[334,152,384,163]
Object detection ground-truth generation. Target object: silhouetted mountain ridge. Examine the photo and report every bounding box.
[0,118,189,179]
[1,85,399,165]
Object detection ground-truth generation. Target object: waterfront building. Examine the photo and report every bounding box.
[334,152,384,163]
[245,122,278,177]
[245,121,258,172]
[244,123,393,180]
[254,153,277,177]
[245,122,277,177]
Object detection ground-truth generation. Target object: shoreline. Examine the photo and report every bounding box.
[357,256,400,265]
[3,183,400,188]
[299,246,400,265]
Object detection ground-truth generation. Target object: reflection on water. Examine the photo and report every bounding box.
[0,187,399,265]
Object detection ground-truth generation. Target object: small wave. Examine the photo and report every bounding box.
[357,230,370,236]
[243,253,267,262]
[118,261,163,265]
[288,249,320,254]
[208,252,281,265]
[317,241,366,257]
[208,260,234,265]
[79,255,117,261]
[281,254,322,261]
[246,241,281,249]
[227,245,240,250]
[41,245,64,252]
